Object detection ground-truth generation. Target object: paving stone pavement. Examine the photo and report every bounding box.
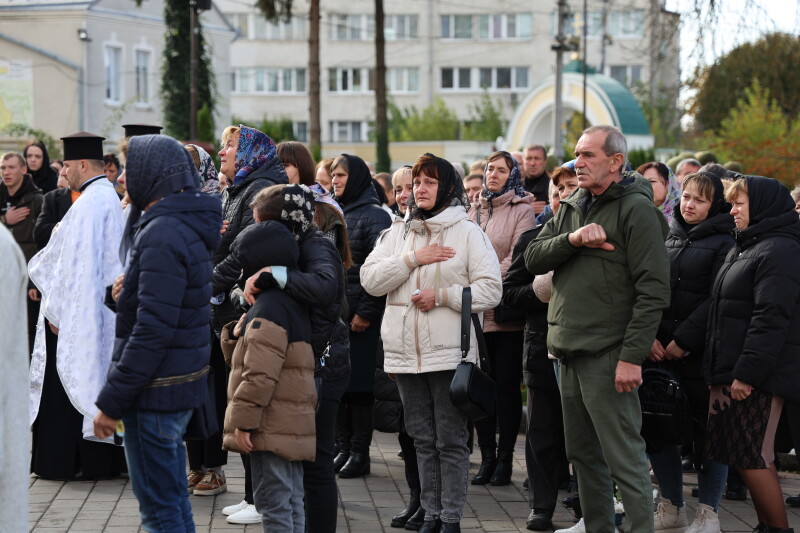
[29,431,800,532]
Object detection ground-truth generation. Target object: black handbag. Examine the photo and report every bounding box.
[449,287,496,421]
[183,366,220,441]
[638,367,693,449]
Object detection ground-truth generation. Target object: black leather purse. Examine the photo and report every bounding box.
[449,287,496,421]
[183,366,219,441]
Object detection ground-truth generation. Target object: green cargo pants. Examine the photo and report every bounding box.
[559,347,654,533]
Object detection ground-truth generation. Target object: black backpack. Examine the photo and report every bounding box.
[638,367,694,450]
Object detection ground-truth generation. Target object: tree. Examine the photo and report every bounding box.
[462,91,505,141]
[160,0,215,140]
[374,0,389,172]
[690,33,800,131]
[388,98,460,141]
[632,81,681,148]
[708,80,800,187]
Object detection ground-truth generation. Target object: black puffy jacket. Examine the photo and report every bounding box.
[211,158,288,330]
[96,192,222,419]
[656,211,734,380]
[705,177,800,402]
[502,225,554,389]
[341,184,391,322]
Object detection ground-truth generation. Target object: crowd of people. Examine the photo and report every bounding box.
[1,122,798,533]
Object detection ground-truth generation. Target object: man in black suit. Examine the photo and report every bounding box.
[34,165,74,248]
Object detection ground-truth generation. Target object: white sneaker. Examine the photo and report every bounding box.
[222,500,248,516]
[654,498,688,533]
[555,518,621,533]
[226,504,261,525]
[686,504,720,533]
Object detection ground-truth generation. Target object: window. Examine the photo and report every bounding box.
[443,13,531,40]
[233,68,307,94]
[329,14,374,41]
[104,46,121,103]
[135,50,150,104]
[294,121,308,142]
[329,121,369,142]
[609,9,644,37]
[328,67,374,93]
[387,67,419,93]
[253,15,308,40]
[609,64,643,86]
[440,67,472,90]
[229,13,249,38]
[385,14,418,40]
[552,11,604,37]
[441,15,472,39]
[449,67,529,91]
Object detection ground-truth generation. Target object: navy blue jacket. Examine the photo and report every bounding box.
[96,192,222,419]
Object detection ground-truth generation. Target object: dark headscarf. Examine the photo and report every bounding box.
[24,140,57,194]
[279,184,316,240]
[482,152,526,201]
[405,153,469,229]
[120,134,201,261]
[333,154,373,206]
[234,125,277,185]
[743,176,797,229]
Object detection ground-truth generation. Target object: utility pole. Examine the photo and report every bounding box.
[582,0,588,129]
[599,0,610,74]
[551,0,569,160]
[189,0,198,140]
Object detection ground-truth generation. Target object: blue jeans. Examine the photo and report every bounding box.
[649,444,728,511]
[122,410,194,533]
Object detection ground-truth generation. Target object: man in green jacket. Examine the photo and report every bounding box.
[525,125,669,533]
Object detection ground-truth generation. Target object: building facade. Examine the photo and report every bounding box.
[0,0,235,143]
[217,0,679,147]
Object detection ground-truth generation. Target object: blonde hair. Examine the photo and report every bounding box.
[391,167,412,188]
[724,178,748,203]
[220,126,240,146]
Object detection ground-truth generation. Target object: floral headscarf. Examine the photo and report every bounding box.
[280,184,316,239]
[186,143,220,195]
[309,183,343,215]
[658,166,682,225]
[233,125,277,185]
[482,152,526,201]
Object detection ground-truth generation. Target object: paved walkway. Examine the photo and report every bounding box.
[29,432,800,532]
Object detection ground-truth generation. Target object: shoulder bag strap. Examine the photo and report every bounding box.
[461,287,472,360]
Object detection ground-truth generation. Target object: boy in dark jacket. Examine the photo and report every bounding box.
[220,214,316,533]
[93,135,222,533]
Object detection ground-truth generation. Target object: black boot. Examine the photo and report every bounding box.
[333,449,350,473]
[404,507,426,530]
[471,447,497,485]
[418,518,442,533]
[338,451,370,478]
[391,489,421,528]
[440,521,461,532]
[490,450,512,486]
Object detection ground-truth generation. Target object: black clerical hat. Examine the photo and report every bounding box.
[123,123,163,137]
[61,132,105,161]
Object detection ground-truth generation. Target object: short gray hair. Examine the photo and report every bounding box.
[676,158,701,174]
[581,125,627,160]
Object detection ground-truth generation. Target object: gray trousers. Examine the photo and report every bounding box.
[396,370,469,524]
[250,451,305,532]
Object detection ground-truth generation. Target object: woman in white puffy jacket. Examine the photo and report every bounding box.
[362,153,501,533]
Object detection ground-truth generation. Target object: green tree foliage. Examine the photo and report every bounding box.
[2,124,62,160]
[257,117,296,142]
[161,0,215,140]
[690,33,800,131]
[627,148,656,170]
[196,103,215,143]
[388,98,460,141]
[707,81,800,187]
[561,111,587,158]
[254,0,293,22]
[462,91,505,141]
[632,81,681,148]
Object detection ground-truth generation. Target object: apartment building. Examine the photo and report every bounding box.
[217,0,679,146]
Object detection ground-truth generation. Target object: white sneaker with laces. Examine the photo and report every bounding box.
[654,498,688,533]
[226,504,262,525]
[685,504,720,533]
[222,500,248,517]
[555,518,621,533]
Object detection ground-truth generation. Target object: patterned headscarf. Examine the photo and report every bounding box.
[233,125,277,185]
[280,184,316,240]
[482,152,526,201]
[186,143,220,195]
[309,183,343,215]
[658,166,682,225]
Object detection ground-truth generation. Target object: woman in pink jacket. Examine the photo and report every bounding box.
[468,150,537,486]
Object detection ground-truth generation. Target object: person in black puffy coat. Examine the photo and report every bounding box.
[705,175,800,533]
[94,134,222,532]
[330,153,391,478]
[646,171,734,530]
